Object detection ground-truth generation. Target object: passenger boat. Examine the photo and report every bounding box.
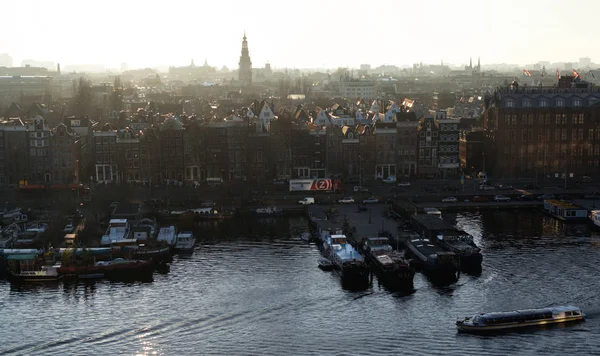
[543,200,588,221]
[456,306,585,333]
[589,210,600,230]
[402,232,459,282]
[325,234,370,288]
[360,236,414,288]
[411,214,482,272]
[174,231,195,253]
[8,265,62,283]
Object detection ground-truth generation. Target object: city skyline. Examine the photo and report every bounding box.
[1,0,600,70]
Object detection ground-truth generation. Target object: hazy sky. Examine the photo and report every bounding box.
[2,0,598,70]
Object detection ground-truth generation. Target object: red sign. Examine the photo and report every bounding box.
[310,179,332,191]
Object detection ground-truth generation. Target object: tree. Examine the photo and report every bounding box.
[72,77,92,117]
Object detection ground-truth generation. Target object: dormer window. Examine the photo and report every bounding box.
[573,99,581,107]
[505,100,515,108]
[556,99,565,107]
[539,99,548,107]
[523,99,531,107]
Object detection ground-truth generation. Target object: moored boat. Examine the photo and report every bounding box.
[411,214,482,273]
[317,257,334,271]
[8,265,62,283]
[59,258,154,281]
[325,234,370,288]
[402,232,459,283]
[360,236,414,288]
[456,306,585,333]
[251,206,283,217]
[100,219,131,246]
[589,210,600,230]
[174,231,195,253]
[543,200,588,222]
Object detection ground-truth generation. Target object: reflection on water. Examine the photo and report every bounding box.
[1,213,600,355]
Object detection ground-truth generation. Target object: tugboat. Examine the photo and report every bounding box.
[325,234,370,289]
[360,236,414,289]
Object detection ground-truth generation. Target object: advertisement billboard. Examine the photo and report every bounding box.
[289,179,332,192]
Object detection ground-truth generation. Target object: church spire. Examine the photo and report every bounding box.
[239,32,252,87]
[469,57,472,68]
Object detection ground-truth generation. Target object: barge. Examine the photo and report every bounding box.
[402,232,459,282]
[457,306,585,334]
[360,236,414,289]
[410,214,482,272]
[325,234,370,289]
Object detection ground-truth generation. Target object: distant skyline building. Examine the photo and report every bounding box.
[0,53,13,67]
[238,32,252,87]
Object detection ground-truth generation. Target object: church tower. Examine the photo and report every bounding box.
[238,32,253,87]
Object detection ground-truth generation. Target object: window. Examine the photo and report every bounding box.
[523,100,531,107]
[556,99,565,107]
[539,99,548,107]
[573,99,581,107]
[506,101,515,108]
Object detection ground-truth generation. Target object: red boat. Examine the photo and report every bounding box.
[58,258,154,281]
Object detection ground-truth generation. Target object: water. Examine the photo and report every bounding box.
[2,211,600,355]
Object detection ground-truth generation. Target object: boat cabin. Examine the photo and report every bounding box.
[363,237,393,252]
[423,208,442,219]
[100,219,131,246]
[330,234,348,245]
[543,200,588,221]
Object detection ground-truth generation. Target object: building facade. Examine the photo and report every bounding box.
[485,77,600,178]
[50,123,78,184]
[417,116,439,177]
[25,116,51,184]
[436,111,460,178]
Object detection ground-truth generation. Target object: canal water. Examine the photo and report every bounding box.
[1,211,600,355]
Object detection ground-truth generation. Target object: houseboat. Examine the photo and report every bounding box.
[325,234,370,288]
[360,237,414,288]
[456,306,585,333]
[402,232,459,282]
[589,210,600,230]
[100,219,131,246]
[411,214,482,272]
[174,231,195,253]
[543,200,588,221]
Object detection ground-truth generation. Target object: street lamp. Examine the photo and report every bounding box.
[482,152,485,176]
[358,154,362,187]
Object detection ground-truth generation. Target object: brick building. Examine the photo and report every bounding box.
[484,77,600,178]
